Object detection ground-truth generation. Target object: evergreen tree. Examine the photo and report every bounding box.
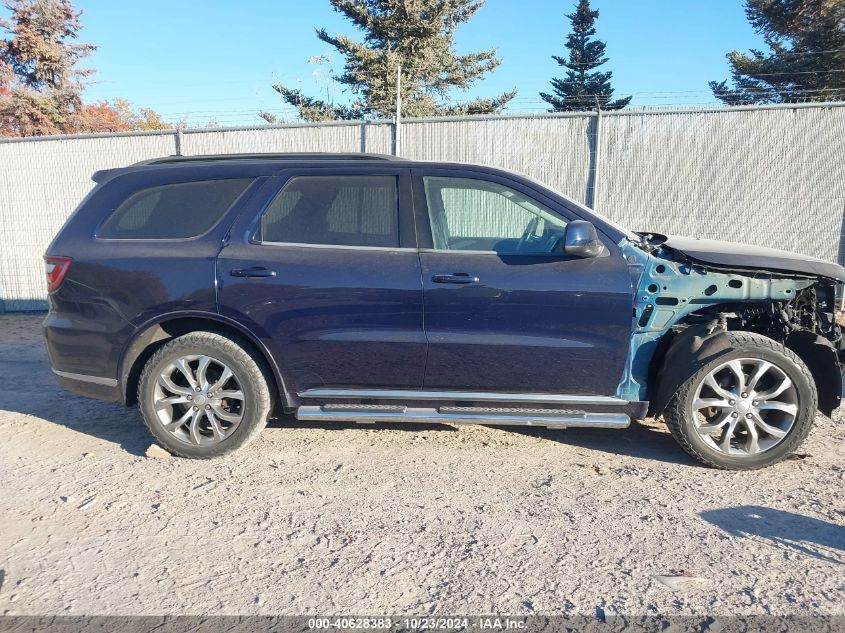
[263,0,516,123]
[710,0,845,105]
[0,1,168,136]
[540,0,630,112]
[0,0,95,136]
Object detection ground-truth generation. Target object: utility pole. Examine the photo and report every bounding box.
[394,62,402,156]
[590,95,603,210]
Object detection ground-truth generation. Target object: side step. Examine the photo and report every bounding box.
[296,404,630,429]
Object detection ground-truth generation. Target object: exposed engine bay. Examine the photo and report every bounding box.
[617,234,845,416]
[718,285,834,339]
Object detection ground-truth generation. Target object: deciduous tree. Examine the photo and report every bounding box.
[0,1,170,136]
[72,100,131,133]
[70,99,172,133]
[112,98,172,131]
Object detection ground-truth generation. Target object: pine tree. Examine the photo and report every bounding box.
[540,0,630,112]
[263,0,516,123]
[710,0,845,105]
[0,0,96,136]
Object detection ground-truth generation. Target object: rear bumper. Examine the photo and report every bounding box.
[51,368,122,403]
[44,311,124,403]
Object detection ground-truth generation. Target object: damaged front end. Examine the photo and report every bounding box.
[617,235,845,417]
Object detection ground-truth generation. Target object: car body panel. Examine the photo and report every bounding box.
[662,235,845,282]
[216,167,428,393]
[41,154,843,423]
[418,250,634,394]
[410,166,634,395]
[43,166,269,386]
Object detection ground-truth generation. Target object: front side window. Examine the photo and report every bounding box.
[423,176,568,255]
[98,178,253,240]
[256,175,399,248]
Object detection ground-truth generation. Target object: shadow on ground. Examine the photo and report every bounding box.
[0,389,154,457]
[497,422,697,466]
[267,416,697,467]
[3,382,695,465]
[701,505,845,564]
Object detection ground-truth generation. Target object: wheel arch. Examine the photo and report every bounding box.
[783,329,841,416]
[647,324,735,418]
[120,311,295,411]
[648,320,840,418]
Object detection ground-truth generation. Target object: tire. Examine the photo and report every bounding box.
[138,331,273,458]
[665,331,817,470]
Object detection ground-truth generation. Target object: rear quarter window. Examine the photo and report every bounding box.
[97,178,253,240]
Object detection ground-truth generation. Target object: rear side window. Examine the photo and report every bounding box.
[256,175,399,248]
[97,178,253,240]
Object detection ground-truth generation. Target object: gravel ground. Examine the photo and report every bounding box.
[0,313,843,617]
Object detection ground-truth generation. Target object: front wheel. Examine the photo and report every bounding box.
[138,331,273,458]
[665,331,817,470]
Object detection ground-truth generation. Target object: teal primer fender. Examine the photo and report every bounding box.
[616,241,814,402]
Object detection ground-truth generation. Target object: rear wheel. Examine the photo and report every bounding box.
[138,331,272,458]
[665,331,817,470]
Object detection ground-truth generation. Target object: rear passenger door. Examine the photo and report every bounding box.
[217,167,426,394]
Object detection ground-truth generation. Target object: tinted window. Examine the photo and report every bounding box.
[257,176,399,248]
[423,176,568,255]
[98,178,253,240]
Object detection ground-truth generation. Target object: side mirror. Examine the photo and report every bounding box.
[563,220,603,258]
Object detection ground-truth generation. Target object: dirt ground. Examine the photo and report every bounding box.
[0,313,843,617]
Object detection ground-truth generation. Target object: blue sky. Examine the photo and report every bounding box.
[62,0,766,126]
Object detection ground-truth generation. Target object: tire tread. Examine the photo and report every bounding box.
[137,331,272,459]
[665,331,817,470]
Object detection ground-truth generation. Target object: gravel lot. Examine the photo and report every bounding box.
[0,313,843,617]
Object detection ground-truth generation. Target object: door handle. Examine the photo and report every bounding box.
[432,273,480,285]
[230,266,277,279]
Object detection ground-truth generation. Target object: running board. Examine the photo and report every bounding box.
[295,404,630,429]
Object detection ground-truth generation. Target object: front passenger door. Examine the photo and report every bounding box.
[415,170,633,396]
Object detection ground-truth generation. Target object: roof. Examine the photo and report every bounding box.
[132,152,404,166]
[90,152,631,245]
[92,152,406,183]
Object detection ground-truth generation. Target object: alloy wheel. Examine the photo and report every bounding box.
[691,358,798,456]
[153,354,245,446]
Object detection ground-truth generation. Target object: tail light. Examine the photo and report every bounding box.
[44,256,72,292]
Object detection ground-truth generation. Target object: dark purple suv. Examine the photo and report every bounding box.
[43,153,845,468]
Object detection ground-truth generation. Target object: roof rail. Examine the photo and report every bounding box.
[132,152,404,166]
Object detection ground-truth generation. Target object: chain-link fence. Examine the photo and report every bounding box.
[1,102,843,312]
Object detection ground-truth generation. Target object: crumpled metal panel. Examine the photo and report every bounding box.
[616,240,816,402]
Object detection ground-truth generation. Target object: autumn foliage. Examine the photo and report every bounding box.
[0,0,168,137]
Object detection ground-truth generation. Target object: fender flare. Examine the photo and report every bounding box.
[649,325,842,418]
[784,329,841,417]
[118,310,295,408]
[648,325,734,417]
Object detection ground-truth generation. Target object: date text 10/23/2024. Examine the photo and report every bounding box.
[307,617,527,630]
